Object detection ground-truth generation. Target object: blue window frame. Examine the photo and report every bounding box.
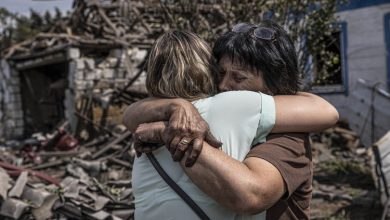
[385,13,390,90]
[340,22,349,95]
[310,22,349,95]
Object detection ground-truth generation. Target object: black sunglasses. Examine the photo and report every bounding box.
[232,23,276,40]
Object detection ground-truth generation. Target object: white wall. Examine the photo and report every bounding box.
[320,3,390,145]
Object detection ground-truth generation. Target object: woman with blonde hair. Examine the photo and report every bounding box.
[127,29,337,220]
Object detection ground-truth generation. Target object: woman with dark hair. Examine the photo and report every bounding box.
[125,22,338,220]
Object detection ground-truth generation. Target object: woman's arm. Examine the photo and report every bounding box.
[123,92,338,164]
[124,98,222,166]
[123,92,338,134]
[272,92,339,133]
[123,97,185,132]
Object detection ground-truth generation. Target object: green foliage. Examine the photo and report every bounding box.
[158,0,342,87]
[0,7,64,51]
[0,0,341,86]
[318,159,367,176]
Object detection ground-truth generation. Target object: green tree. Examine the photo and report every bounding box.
[0,7,65,52]
[156,0,341,87]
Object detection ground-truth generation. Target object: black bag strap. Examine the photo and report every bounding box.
[146,152,211,220]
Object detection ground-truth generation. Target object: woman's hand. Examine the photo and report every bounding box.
[163,100,222,167]
[133,122,167,157]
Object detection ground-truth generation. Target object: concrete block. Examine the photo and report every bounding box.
[84,59,95,70]
[75,70,84,80]
[64,89,74,109]
[3,90,10,103]
[107,58,119,68]
[5,119,16,128]
[133,49,148,61]
[68,61,76,74]
[75,80,87,90]
[116,69,125,79]
[126,68,137,79]
[15,119,24,127]
[13,127,24,137]
[94,69,102,79]
[76,59,85,69]
[67,48,80,59]
[6,102,22,112]
[94,80,111,89]
[85,80,94,89]
[85,71,96,81]
[9,110,23,119]
[1,59,11,79]
[67,79,75,89]
[97,61,108,69]
[4,94,21,103]
[103,69,114,79]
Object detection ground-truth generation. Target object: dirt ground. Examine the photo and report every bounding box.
[310,125,384,220]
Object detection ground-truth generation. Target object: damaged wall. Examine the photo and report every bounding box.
[0,60,24,139]
[65,47,147,133]
[0,46,148,140]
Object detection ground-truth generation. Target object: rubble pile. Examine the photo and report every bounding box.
[0,87,147,220]
[310,122,382,219]
[0,119,383,219]
[1,0,382,219]
[0,130,135,220]
[2,0,164,59]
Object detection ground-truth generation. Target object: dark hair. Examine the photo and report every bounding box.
[213,20,300,95]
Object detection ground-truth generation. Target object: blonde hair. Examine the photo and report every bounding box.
[146,30,218,101]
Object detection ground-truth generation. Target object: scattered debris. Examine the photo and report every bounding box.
[0,118,135,219]
[311,122,383,219]
[0,2,385,219]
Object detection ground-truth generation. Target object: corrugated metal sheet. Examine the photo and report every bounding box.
[372,130,390,210]
[348,78,390,146]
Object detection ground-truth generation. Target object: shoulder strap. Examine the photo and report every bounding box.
[146,152,211,220]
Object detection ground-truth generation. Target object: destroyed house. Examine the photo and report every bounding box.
[312,0,390,146]
[0,1,164,140]
[2,0,390,149]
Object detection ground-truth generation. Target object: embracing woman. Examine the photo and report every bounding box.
[124,21,338,220]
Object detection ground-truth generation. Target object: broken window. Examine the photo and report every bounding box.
[309,22,348,94]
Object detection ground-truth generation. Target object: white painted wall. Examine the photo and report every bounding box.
[319,4,390,145]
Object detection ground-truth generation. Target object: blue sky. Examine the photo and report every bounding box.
[0,0,73,16]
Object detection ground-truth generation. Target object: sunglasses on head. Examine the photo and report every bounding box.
[232,23,276,41]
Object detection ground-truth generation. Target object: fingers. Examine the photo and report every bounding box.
[133,133,162,157]
[134,142,152,154]
[205,130,222,148]
[172,138,191,161]
[185,138,202,167]
[168,136,182,155]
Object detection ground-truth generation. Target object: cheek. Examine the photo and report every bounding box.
[228,81,255,91]
[240,79,264,92]
[251,77,270,93]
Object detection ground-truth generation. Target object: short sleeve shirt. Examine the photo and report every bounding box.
[133,91,275,220]
[246,133,313,220]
